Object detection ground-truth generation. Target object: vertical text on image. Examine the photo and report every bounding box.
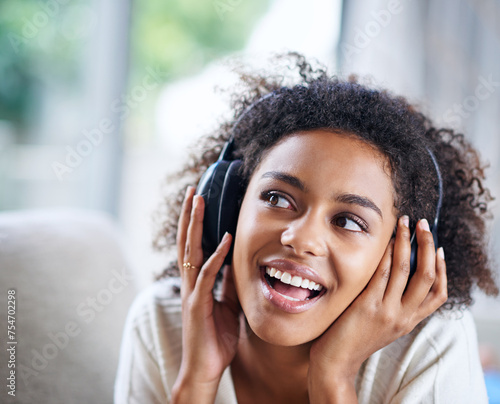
[6,290,17,397]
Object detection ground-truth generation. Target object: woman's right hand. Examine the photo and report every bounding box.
[171,186,241,404]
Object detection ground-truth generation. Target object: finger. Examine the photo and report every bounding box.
[402,219,436,308]
[182,195,206,293]
[194,233,232,298]
[418,247,448,315]
[364,237,395,296]
[219,264,240,315]
[177,186,196,272]
[384,215,411,302]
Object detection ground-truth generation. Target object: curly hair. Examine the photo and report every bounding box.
[154,52,499,310]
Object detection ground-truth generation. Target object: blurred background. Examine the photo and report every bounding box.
[2,0,500,293]
[1,0,500,391]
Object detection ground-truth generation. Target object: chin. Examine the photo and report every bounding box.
[242,307,328,347]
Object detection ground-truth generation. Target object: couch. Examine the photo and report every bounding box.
[0,209,139,404]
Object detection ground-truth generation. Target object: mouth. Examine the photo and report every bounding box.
[264,266,324,300]
[259,265,327,313]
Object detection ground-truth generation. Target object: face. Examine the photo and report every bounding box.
[232,129,398,346]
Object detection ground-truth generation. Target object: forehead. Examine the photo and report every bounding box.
[258,129,390,173]
[252,129,396,212]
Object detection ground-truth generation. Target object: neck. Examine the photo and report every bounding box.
[231,317,311,403]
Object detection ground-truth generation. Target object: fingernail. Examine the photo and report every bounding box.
[419,218,430,232]
[215,234,230,253]
[400,215,409,228]
[219,232,231,248]
[192,195,200,211]
[437,247,445,260]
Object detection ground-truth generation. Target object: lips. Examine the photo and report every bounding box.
[259,259,327,314]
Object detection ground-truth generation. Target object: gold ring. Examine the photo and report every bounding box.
[183,262,197,270]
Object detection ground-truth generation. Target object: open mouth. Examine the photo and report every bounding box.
[262,266,326,302]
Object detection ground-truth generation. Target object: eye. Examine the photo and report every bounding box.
[333,215,367,232]
[261,191,293,209]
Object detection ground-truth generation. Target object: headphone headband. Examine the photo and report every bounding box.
[425,146,443,230]
[225,92,278,155]
[232,92,277,135]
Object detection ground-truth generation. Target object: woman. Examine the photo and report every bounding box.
[115,53,498,403]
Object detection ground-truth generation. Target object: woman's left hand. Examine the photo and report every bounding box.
[308,216,448,403]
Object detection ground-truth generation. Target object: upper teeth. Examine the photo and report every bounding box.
[265,267,323,291]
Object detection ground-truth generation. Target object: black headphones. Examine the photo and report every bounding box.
[196,138,244,265]
[196,94,443,273]
[195,94,275,264]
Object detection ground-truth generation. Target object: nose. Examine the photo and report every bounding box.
[280,212,328,257]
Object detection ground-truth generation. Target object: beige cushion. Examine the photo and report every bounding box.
[0,209,137,403]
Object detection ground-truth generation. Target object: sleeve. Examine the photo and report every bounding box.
[355,310,489,404]
[114,320,168,404]
[114,280,183,404]
[390,310,488,404]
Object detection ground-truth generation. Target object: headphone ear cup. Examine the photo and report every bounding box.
[218,160,243,264]
[197,160,230,256]
[196,159,243,264]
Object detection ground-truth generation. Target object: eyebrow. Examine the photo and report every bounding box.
[260,170,383,219]
[335,193,383,219]
[261,171,306,191]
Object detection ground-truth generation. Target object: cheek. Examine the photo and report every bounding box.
[233,198,262,270]
[234,197,271,252]
[333,239,389,293]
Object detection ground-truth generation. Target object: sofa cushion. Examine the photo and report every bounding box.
[0,209,138,404]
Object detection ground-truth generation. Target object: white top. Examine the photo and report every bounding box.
[114,278,489,404]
